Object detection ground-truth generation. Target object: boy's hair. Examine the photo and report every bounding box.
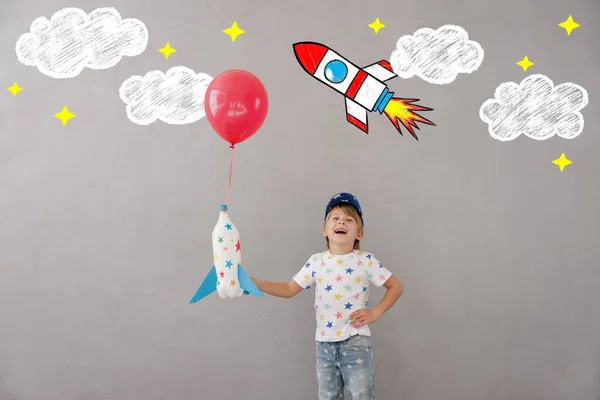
[324,203,364,250]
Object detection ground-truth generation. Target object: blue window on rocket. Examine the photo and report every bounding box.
[324,60,348,83]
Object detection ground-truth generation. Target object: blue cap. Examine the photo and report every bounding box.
[324,192,363,226]
[220,204,228,211]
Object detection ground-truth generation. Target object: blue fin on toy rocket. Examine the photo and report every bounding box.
[237,263,262,297]
[189,265,218,303]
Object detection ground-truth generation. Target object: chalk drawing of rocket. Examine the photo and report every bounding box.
[293,41,436,140]
[190,205,262,303]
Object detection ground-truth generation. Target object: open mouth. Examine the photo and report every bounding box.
[334,229,347,235]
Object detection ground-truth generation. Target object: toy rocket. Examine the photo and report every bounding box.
[292,41,435,140]
[190,205,263,303]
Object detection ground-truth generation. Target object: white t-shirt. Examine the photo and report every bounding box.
[292,249,393,342]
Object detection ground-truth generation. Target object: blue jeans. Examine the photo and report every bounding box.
[316,335,376,399]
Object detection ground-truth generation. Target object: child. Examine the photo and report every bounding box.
[251,192,404,400]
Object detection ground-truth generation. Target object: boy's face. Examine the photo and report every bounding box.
[322,207,363,248]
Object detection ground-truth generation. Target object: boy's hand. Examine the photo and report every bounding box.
[348,308,383,328]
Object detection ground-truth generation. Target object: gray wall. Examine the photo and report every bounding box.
[1,0,599,399]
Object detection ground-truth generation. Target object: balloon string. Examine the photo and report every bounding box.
[226,144,235,207]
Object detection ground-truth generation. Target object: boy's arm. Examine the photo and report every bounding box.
[251,277,303,298]
[349,275,403,328]
[372,275,403,317]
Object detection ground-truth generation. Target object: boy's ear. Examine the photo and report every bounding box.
[322,226,327,237]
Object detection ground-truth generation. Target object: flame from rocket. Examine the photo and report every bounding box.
[383,98,435,140]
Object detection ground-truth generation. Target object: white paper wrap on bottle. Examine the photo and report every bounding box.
[189,205,263,303]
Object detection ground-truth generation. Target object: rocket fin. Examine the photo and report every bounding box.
[363,60,397,82]
[189,265,218,303]
[345,98,368,133]
[237,263,263,297]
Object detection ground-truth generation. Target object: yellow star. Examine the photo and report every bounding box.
[334,293,342,301]
[6,82,22,96]
[336,259,344,265]
[368,17,385,34]
[552,153,572,172]
[317,277,324,284]
[516,56,534,72]
[223,21,245,42]
[54,106,75,126]
[214,254,219,261]
[158,43,176,59]
[559,15,580,35]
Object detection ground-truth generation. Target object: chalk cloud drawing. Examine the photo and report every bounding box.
[119,66,213,125]
[390,24,484,85]
[15,7,148,79]
[479,74,589,142]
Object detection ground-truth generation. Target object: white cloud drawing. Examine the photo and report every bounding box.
[15,7,148,79]
[119,66,213,125]
[479,74,589,142]
[390,24,484,85]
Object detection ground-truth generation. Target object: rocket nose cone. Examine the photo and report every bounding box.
[292,42,304,52]
[293,42,327,52]
[293,42,328,75]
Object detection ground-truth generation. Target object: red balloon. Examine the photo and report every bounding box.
[204,69,269,147]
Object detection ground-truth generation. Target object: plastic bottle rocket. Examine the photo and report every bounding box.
[190,204,263,303]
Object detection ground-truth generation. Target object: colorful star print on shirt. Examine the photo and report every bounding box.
[293,250,393,342]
